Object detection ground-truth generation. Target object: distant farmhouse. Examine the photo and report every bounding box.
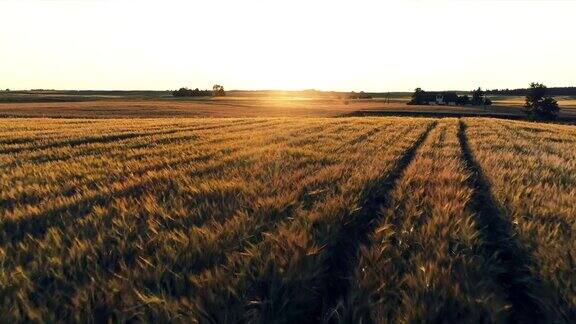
[408,88,491,106]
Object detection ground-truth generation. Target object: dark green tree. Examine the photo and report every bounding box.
[456,95,470,106]
[213,84,225,96]
[470,87,492,106]
[471,87,484,105]
[524,83,559,120]
[173,87,212,97]
[409,88,426,105]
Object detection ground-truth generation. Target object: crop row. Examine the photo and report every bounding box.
[343,119,510,322]
[0,117,433,321]
[1,117,575,322]
[464,118,576,321]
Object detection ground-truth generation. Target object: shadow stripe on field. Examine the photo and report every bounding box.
[0,119,269,155]
[318,121,438,322]
[0,121,334,246]
[457,119,571,323]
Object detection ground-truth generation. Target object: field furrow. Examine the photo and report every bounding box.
[463,118,576,321]
[0,117,419,322]
[343,119,511,323]
[0,119,305,214]
[1,116,575,323]
[1,120,345,245]
[176,119,435,323]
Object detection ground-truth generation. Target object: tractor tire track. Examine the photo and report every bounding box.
[319,121,437,322]
[457,119,556,323]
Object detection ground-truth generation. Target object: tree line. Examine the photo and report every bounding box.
[173,84,225,97]
[408,87,492,106]
[486,86,576,96]
[408,83,561,120]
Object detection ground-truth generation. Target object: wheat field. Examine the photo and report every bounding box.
[1,117,575,322]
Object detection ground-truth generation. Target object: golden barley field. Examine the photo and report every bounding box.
[1,117,575,322]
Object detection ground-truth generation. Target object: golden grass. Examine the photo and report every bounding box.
[0,117,575,322]
[0,117,432,321]
[344,119,509,323]
[464,118,576,320]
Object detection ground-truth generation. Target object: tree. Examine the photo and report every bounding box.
[470,87,492,106]
[212,84,225,97]
[408,88,426,105]
[456,95,470,106]
[524,82,559,120]
[173,87,212,97]
[471,87,484,105]
[413,87,424,98]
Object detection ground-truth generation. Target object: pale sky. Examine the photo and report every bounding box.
[1,0,575,92]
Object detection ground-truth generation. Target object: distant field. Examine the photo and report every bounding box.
[1,91,576,121]
[0,91,412,118]
[0,97,379,118]
[492,96,576,109]
[1,117,575,322]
